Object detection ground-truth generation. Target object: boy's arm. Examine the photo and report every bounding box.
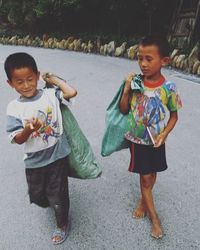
[54,79,77,100]
[119,73,134,114]
[154,111,178,148]
[14,118,43,144]
[43,74,77,100]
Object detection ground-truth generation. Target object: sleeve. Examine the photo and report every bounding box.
[55,88,74,106]
[165,82,182,112]
[6,102,24,143]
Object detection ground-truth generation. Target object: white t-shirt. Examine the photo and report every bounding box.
[6,88,71,168]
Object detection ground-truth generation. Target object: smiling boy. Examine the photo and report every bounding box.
[5,52,77,244]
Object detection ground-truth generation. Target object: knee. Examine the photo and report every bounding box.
[140,175,153,189]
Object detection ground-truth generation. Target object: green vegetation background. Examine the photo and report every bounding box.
[0,0,178,43]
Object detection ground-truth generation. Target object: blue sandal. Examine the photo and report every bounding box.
[52,224,69,245]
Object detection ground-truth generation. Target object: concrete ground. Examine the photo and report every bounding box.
[0,45,199,250]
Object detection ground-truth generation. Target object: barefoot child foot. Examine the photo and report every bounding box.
[151,217,163,239]
[132,198,146,218]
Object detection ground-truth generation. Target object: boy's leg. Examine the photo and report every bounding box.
[140,173,163,238]
[133,174,156,218]
[25,168,50,208]
[132,198,146,218]
[45,157,70,244]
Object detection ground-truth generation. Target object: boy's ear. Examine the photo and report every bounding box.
[7,80,14,88]
[162,56,170,67]
[37,71,40,80]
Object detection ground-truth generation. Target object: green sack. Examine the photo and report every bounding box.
[61,104,102,179]
[101,82,130,157]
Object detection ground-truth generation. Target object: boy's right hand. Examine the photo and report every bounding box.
[124,73,135,93]
[25,118,43,133]
[14,118,44,144]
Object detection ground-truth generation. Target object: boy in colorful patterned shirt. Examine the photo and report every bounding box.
[119,36,182,239]
[5,52,77,244]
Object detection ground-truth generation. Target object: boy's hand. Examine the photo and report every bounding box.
[14,118,44,144]
[42,72,64,88]
[42,72,77,100]
[25,118,43,133]
[119,72,135,114]
[154,131,168,148]
[124,73,135,93]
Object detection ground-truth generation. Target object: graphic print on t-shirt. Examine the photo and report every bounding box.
[31,106,60,143]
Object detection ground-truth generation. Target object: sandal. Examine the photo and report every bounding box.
[51,223,70,245]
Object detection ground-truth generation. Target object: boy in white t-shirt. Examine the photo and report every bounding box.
[5,52,77,244]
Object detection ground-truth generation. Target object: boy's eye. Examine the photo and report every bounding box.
[146,57,153,62]
[16,80,23,85]
[28,78,33,81]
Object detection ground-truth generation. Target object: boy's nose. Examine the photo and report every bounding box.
[141,60,147,67]
[24,81,29,88]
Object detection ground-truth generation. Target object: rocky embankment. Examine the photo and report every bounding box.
[0,35,199,76]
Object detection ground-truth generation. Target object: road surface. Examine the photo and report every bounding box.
[0,45,199,250]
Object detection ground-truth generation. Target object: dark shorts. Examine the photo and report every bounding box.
[25,156,69,227]
[128,143,168,175]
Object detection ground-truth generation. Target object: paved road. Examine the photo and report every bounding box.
[0,45,199,250]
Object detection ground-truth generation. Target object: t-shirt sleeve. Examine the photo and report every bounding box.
[55,88,74,106]
[165,82,182,111]
[6,102,23,143]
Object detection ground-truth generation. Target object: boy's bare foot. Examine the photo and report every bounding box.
[132,199,146,219]
[151,218,163,239]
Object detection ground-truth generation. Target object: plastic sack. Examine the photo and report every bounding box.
[61,104,102,179]
[101,82,130,157]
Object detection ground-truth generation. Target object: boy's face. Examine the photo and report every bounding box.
[8,67,39,98]
[137,45,169,80]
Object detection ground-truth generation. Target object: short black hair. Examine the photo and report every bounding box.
[139,35,170,57]
[4,52,38,81]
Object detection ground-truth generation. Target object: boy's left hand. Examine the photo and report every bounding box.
[154,132,168,148]
[42,72,62,87]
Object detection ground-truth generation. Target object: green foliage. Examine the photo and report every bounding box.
[0,0,179,38]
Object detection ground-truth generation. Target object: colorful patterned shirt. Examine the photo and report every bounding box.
[125,76,182,145]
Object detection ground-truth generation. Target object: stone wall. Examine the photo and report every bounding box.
[0,35,199,75]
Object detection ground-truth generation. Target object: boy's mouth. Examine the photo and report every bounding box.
[21,89,37,97]
[142,69,149,74]
[22,88,34,93]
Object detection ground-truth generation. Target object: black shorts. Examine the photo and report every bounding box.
[128,143,168,175]
[25,157,70,227]
[25,156,69,208]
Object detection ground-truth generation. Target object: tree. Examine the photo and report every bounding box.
[0,0,179,38]
[141,0,160,35]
